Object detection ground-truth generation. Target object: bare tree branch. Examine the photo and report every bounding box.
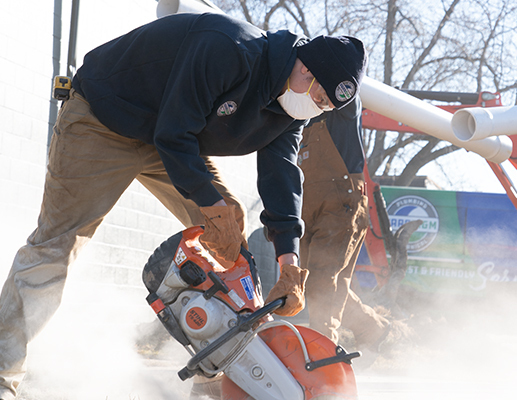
[475,3,506,91]
[238,0,254,25]
[402,0,462,88]
[367,130,388,176]
[264,0,287,31]
[384,0,397,85]
[282,0,311,37]
[395,142,460,186]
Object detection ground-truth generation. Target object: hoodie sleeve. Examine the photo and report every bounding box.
[153,30,248,206]
[258,124,305,258]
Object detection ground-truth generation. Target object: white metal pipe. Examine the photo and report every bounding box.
[359,76,512,163]
[157,0,223,18]
[451,106,517,142]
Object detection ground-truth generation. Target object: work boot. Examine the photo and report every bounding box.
[189,375,223,400]
[352,319,414,371]
[375,318,414,355]
[373,322,393,353]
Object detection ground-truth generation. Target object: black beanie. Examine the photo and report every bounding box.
[297,35,367,109]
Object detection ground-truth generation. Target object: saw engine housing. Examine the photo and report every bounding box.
[143,226,359,399]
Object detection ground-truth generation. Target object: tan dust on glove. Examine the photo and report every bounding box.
[265,264,309,317]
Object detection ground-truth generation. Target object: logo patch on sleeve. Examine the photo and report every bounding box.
[217,101,238,116]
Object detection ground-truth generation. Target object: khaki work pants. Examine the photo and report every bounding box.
[0,90,245,399]
[300,120,389,346]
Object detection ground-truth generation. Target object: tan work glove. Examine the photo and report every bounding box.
[199,205,245,263]
[265,264,309,317]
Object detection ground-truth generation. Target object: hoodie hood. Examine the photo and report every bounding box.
[264,30,305,103]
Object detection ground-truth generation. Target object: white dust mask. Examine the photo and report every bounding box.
[277,78,324,120]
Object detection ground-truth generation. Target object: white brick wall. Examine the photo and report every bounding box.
[0,0,54,280]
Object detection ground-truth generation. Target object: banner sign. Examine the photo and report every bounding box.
[357,187,517,295]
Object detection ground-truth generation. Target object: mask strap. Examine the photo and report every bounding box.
[306,77,316,95]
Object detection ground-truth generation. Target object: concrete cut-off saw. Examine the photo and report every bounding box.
[143,226,360,399]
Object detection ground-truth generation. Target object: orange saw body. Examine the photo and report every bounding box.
[143,227,360,399]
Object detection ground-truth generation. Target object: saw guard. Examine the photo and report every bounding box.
[222,325,358,400]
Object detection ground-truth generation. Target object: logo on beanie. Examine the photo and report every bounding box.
[217,101,238,116]
[335,81,356,103]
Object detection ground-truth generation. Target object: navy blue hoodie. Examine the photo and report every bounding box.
[73,12,306,258]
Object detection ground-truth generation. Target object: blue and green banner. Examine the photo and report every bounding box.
[357,187,517,295]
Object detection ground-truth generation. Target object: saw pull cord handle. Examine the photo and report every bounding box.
[178,298,286,380]
[203,271,230,300]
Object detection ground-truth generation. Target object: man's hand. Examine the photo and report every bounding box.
[265,264,309,317]
[199,204,245,263]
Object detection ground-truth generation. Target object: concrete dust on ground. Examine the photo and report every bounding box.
[352,288,517,400]
[14,280,517,399]
[15,280,194,400]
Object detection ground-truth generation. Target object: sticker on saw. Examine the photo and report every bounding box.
[240,276,255,300]
[228,290,246,308]
[175,247,187,266]
[186,307,208,330]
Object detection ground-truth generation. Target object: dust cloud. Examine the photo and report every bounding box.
[0,214,191,399]
[15,278,193,400]
[348,222,517,399]
[3,215,517,400]
[354,286,517,399]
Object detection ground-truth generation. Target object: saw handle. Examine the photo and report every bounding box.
[178,298,285,381]
[266,296,286,308]
[305,345,361,371]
